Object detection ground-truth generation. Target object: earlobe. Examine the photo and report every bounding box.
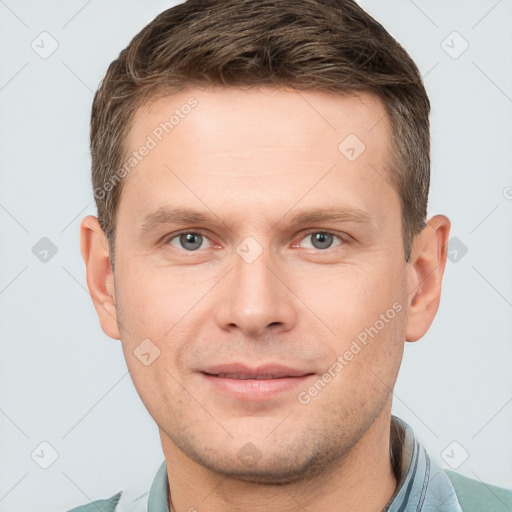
[405,215,451,342]
[80,215,121,340]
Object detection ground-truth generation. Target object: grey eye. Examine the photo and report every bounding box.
[172,233,205,251]
[310,232,334,249]
[298,232,343,250]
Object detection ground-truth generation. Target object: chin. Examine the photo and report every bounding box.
[185,441,341,486]
[216,464,319,485]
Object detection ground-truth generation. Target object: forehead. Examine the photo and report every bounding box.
[119,86,396,228]
[128,86,390,161]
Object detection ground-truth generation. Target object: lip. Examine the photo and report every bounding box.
[199,363,316,401]
[201,363,312,379]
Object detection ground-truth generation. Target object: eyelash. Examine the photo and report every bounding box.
[164,229,347,252]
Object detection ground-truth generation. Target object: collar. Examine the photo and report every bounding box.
[146,460,170,512]
[146,416,462,512]
[382,416,462,511]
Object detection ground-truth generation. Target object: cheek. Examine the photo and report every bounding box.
[113,261,213,393]
[114,258,206,341]
[295,262,406,341]
[323,306,406,412]
[298,262,408,401]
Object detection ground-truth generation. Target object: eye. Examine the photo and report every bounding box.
[298,231,343,250]
[168,232,211,251]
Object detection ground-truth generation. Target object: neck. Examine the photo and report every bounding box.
[160,410,397,512]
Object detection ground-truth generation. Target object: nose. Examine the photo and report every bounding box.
[213,246,297,337]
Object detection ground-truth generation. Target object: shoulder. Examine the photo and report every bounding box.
[64,491,122,512]
[445,470,512,512]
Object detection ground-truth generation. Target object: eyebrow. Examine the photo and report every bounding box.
[139,206,376,233]
[139,207,214,232]
[286,207,377,228]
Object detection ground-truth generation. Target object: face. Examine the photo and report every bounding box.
[94,87,415,483]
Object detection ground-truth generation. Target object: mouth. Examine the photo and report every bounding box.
[199,363,316,401]
[205,373,300,380]
[201,363,313,378]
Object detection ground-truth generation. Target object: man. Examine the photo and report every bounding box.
[74,0,512,510]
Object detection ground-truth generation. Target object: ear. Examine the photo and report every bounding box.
[405,215,451,342]
[80,215,120,340]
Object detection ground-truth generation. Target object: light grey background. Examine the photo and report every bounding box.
[1,1,511,511]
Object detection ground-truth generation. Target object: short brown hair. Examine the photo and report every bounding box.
[91,0,430,263]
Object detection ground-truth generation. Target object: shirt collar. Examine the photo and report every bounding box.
[147,459,170,512]
[383,415,462,511]
[147,416,462,512]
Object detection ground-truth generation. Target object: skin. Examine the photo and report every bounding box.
[81,87,450,512]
